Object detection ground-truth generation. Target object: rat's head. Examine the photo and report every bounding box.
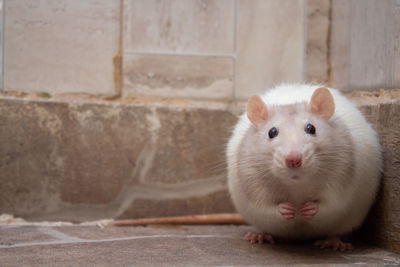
[244,87,343,184]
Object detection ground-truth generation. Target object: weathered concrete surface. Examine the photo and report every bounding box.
[1,225,400,266]
[358,102,400,253]
[0,97,237,221]
[1,91,400,253]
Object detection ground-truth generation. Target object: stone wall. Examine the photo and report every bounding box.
[2,1,399,98]
[0,0,400,253]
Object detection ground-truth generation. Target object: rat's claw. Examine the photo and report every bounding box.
[245,232,275,245]
[313,237,353,252]
[257,234,264,244]
[264,234,275,244]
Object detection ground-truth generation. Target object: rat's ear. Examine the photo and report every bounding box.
[247,95,268,127]
[310,87,335,120]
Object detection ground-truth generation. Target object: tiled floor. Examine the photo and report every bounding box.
[1,224,400,266]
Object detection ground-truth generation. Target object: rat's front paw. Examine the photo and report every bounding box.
[300,202,318,220]
[278,202,296,220]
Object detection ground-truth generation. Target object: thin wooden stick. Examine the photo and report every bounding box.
[113,213,247,226]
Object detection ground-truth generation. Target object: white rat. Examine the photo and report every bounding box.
[226,84,382,251]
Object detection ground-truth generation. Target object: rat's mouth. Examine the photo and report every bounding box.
[290,174,300,179]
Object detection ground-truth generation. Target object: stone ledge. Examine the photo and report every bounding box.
[0,90,245,113]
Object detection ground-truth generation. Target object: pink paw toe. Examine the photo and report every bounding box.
[278,202,296,220]
[301,202,318,220]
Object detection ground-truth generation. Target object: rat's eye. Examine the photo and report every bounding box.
[268,127,279,139]
[305,123,316,135]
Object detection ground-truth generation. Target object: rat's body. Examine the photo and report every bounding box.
[227,84,382,249]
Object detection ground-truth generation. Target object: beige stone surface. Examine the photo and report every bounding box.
[143,106,236,184]
[55,224,249,240]
[118,191,234,219]
[1,225,400,265]
[123,54,234,99]
[123,0,235,54]
[4,0,120,95]
[236,0,305,99]
[330,0,399,91]
[0,99,151,217]
[0,226,55,245]
[305,0,330,84]
[349,0,397,90]
[330,0,350,90]
[359,101,400,253]
[0,97,235,222]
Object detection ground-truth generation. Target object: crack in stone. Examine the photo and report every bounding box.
[30,174,229,221]
[113,174,227,218]
[37,226,85,242]
[137,107,161,184]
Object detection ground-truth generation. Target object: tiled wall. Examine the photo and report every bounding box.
[123,0,305,100]
[1,0,399,99]
[123,0,235,99]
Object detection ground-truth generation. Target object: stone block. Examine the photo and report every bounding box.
[123,54,234,99]
[0,99,151,217]
[305,0,330,84]
[330,0,400,90]
[330,0,350,90]
[0,96,236,221]
[4,0,121,95]
[123,0,235,54]
[358,101,400,253]
[236,0,305,99]
[348,0,398,90]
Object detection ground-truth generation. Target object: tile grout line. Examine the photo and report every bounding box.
[233,0,238,101]
[302,0,307,84]
[348,1,352,90]
[0,0,5,91]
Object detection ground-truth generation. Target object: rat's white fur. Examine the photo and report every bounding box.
[227,84,382,239]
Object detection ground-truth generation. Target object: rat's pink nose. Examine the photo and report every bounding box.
[285,151,302,169]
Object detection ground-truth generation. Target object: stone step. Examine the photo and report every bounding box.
[0,94,240,223]
[0,90,399,252]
